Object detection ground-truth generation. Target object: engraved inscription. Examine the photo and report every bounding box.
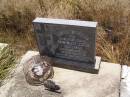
[34,23,96,63]
[54,32,90,62]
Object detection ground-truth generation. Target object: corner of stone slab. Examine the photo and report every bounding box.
[94,56,101,73]
[0,43,8,49]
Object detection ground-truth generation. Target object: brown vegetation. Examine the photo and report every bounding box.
[0,0,130,65]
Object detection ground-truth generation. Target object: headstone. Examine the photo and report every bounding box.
[33,18,101,73]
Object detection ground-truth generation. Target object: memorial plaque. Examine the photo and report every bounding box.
[33,18,101,73]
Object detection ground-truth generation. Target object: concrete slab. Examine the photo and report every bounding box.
[0,43,8,49]
[0,51,121,97]
[120,65,130,97]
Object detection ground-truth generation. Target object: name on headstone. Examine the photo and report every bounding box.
[33,18,101,73]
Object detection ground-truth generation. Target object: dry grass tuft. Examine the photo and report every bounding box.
[97,27,130,64]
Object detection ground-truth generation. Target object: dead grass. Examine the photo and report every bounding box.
[96,27,130,64]
[0,0,130,65]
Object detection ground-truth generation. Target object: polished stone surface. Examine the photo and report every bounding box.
[33,18,99,73]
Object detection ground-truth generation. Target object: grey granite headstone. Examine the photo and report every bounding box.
[33,18,101,73]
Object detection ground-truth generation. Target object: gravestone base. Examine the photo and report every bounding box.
[0,51,121,97]
[53,56,101,74]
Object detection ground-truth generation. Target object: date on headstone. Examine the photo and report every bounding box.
[33,18,101,73]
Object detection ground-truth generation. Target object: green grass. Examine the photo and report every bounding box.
[0,46,16,81]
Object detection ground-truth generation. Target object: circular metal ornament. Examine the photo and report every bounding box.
[23,55,54,86]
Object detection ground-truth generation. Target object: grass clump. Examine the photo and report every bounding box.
[0,2,35,33]
[96,27,130,65]
[0,46,16,82]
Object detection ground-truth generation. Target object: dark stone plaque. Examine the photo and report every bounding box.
[33,18,101,73]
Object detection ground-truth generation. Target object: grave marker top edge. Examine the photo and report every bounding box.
[33,17,97,28]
